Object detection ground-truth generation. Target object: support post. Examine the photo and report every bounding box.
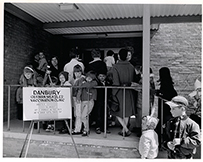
[142,4,150,117]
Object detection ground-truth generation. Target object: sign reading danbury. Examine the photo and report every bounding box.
[23,87,72,121]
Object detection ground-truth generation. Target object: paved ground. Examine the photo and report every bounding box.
[3,120,201,159]
[3,137,141,158]
[3,136,169,158]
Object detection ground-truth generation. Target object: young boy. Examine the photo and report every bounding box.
[139,116,159,159]
[77,71,97,136]
[94,72,111,134]
[163,95,201,159]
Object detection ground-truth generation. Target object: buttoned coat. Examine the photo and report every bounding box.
[111,60,137,118]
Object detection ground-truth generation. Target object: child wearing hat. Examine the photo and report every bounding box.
[163,96,201,159]
[77,71,98,136]
[139,115,159,159]
[17,65,37,120]
[19,65,37,87]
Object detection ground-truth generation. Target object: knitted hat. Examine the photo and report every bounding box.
[145,116,159,129]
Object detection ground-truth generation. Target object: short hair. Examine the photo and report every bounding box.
[118,48,128,61]
[107,50,114,56]
[73,64,83,73]
[125,46,134,54]
[91,49,101,58]
[69,48,79,59]
[86,71,96,80]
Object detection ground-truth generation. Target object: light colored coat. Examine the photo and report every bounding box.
[139,130,159,159]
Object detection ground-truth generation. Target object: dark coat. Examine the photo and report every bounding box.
[86,60,107,76]
[163,115,201,158]
[111,60,137,118]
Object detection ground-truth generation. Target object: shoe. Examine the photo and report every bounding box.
[118,130,131,137]
[125,130,131,137]
[101,129,111,134]
[46,124,54,132]
[59,128,69,134]
[82,131,88,136]
[72,131,82,135]
[96,128,101,134]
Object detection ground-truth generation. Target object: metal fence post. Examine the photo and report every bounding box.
[104,87,107,138]
[122,87,126,139]
[7,85,11,131]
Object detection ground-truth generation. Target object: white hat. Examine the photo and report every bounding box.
[146,116,159,128]
[166,96,188,108]
[189,79,201,97]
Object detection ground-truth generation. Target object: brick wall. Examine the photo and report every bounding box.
[4,11,54,121]
[151,23,201,99]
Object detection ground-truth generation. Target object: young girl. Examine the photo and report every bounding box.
[17,65,36,120]
[59,71,71,86]
[72,64,86,134]
[58,71,71,134]
[139,115,159,159]
[77,71,98,136]
[19,65,37,87]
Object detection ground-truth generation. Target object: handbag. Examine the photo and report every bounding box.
[108,95,119,112]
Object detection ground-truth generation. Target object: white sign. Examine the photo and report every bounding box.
[23,87,72,121]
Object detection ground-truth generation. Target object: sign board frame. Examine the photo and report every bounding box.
[23,87,72,121]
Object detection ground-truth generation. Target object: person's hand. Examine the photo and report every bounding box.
[76,99,81,103]
[173,138,181,146]
[46,70,51,74]
[167,141,175,151]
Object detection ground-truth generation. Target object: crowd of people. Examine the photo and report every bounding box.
[15,47,201,159]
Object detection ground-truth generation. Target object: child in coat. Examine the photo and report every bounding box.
[72,64,86,134]
[58,71,72,134]
[139,115,159,159]
[164,96,201,159]
[19,65,37,87]
[77,71,98,136]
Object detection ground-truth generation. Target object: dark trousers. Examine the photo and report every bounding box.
[95,100,108,131]
[17,103,23,120]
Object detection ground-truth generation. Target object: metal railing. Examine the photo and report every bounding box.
[4,84,165,138]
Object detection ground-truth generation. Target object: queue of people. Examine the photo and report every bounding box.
[15,47,201,159]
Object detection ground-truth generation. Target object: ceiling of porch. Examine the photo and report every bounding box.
[5,3,202,39]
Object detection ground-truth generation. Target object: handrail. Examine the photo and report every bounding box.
[4,84,166,138]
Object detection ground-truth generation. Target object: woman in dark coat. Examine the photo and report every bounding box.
[111,48,137,136]
[156,67,177,147]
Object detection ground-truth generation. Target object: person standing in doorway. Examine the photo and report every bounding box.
[104,50,115,71]
[64,48,84,85]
